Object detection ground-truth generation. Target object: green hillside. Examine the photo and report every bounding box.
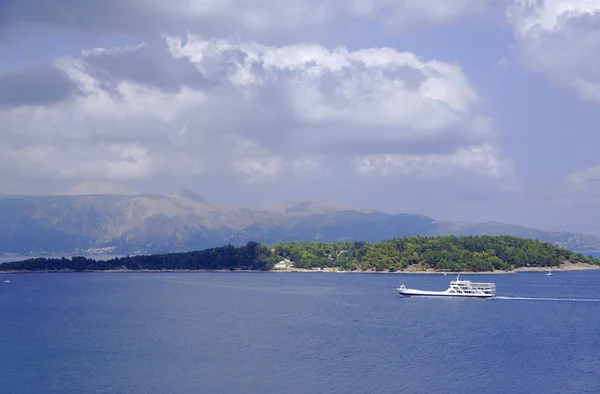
[2,235,598,273]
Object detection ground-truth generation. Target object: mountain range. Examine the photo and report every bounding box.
[1,188,599,256]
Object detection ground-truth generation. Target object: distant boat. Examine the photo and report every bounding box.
[395,275,496,298]
[4,273,10,283]
[546,269,553,276]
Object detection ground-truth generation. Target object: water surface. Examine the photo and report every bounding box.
[1,271,599,393]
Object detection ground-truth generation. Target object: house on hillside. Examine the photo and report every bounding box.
[273,259,294,270]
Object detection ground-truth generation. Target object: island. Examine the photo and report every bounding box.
[1,235,599,273]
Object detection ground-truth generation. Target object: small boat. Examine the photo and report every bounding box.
[396,276,495,298]
[4,273,10,283]
[546,270,553,276]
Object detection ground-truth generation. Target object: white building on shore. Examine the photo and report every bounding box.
[273,259,294,270]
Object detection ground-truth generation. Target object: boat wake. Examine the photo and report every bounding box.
[494,296,600,303]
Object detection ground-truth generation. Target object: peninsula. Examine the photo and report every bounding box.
[1,236,598,273]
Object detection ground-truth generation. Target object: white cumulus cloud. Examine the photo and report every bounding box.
[353,143,514,180]
[567,165,600,191]
[507,1,600,193]
[508,0,600,102]
[0,35,511,191]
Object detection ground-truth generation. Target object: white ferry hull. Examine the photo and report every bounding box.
[396,288,493,298]
[396,276,496,298]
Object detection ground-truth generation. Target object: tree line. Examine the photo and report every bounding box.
[1,236,598,273]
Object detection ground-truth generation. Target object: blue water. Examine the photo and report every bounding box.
[1,272,600,393]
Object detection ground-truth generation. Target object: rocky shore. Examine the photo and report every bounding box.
[3,261,599,274]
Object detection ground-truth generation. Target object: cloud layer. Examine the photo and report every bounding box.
[4,0,600,230]
[0,35,511,187]
[0,0,487,40]
[509,0,600,102]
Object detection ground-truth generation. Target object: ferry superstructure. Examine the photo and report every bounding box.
[395,276,496,298]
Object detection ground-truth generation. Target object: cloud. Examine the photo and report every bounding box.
[0,35,511,189]
[508,0,600,102]
[0,0,488,40]
[0,65,78,107]
[353,143,514,180]
[510,1,600,200]
[567,165,600,191]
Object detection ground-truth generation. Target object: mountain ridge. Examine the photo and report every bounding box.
[0,192,598,255]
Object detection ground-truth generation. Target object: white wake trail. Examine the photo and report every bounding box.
[494,296,600,303]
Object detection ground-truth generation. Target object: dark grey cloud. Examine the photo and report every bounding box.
[83,42,206,92]
[0,0,491,46]
[0,1,161,34]
[0,0,259,40]
[0,64,77,107]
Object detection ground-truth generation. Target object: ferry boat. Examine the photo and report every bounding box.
[395,276,496,298]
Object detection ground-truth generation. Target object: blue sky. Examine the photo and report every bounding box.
[1,1,600,234]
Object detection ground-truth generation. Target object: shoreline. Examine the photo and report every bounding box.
[2,262,599,275]
[271,261,600,274]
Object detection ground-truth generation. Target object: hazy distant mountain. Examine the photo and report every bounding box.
[425,221,600,252]
[0,189,599,255]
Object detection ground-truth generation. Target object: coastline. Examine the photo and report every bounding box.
[271,261,600,274]
[513,261,600,272]
[2,262,599,275]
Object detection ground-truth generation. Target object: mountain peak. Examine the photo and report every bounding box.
[168,188,207,203]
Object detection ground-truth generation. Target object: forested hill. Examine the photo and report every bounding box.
[2,236,599,273]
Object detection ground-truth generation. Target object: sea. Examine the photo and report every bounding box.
[1,271,600,393]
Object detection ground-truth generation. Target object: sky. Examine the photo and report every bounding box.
[1,0,600,233]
